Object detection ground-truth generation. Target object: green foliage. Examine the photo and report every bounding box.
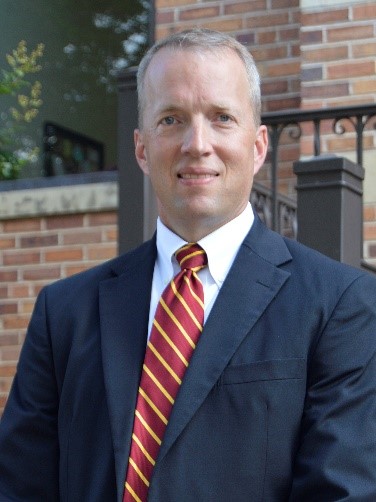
[0,41,44,180]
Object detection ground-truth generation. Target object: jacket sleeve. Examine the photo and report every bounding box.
[289,272,376,501]
[0,288,60,501]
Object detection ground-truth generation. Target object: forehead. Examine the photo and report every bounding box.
[143,46,249,98]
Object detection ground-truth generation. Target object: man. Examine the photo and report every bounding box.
[0,28,375,501]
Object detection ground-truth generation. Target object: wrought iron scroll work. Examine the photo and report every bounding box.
[267,122,301,233]
[261,103,376,235]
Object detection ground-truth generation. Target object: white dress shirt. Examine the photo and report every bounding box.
[147,203,255,337]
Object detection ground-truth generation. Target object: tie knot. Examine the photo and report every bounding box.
[175,243,207,272]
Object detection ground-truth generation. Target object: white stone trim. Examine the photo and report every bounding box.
[0,181,118,219]
[301,0,366,9]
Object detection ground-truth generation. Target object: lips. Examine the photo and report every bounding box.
[177,167,219,180]
[178,173,217,179]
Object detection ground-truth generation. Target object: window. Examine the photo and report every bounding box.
[0,0,151,179]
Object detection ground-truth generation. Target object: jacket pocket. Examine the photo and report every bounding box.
[220,358,305,385]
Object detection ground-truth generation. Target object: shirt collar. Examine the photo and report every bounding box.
[156,203,254,286]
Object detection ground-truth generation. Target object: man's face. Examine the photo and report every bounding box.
[135,47,268,241]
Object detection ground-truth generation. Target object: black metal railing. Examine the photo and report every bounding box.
[255,103,376,235]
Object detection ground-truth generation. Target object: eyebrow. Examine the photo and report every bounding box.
[155,102,238,115]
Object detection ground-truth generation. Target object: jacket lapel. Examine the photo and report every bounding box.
[155,219,292,467]
[99,238,157,501]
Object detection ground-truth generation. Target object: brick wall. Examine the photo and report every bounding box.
[300,2,376,150]
[300,2,376,265]
[0,179,118,415]
[156,0,301,113]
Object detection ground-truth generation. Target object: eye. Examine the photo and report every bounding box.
[217,113,232,123]
[161,116,176,125]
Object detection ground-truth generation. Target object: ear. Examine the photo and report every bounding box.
[134,129,149,175]
[253,125,268,176]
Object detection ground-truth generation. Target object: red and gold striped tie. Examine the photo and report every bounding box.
[123,243,207,502]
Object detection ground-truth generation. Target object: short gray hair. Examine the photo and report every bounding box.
[137,28,261,128]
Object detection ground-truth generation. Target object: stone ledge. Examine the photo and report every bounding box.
[301,0,363,8]
[0,172,118,219]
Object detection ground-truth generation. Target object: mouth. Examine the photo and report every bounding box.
[178,173,218,179]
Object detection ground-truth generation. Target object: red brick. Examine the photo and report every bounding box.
[354,80,376,95]
[236,33,256,46]
[3,251,40,266]
[45,214,84,230]
[353,42,376,58]
[0,270,18,282]
[252,45,288,62]
[0,346,21,362]
[300,30,322,44]
[266,61,300,78]
[63,231,103,245]
[364,224,376,240]
[180,6,220,21]
[290,43,300,58]
[20,234,58,249]
[266,96,301,112]
[257,31,277,44]
[200,18,243,32]
[364,205,376,222]
[261,80,288,96]
[87,246,117,261]
[290,10,300,24]
[225,1,266,15]
[0,237,15,250]
[20,300,36,315]
[87,212,117,226]
[327,61,375,80]
[44,249,83,262]
[301,66,323,82]
[0,379,13,393]
[105,228,118,242]
[8,284,31,298]
[271,0,299,8]
[302,83,349,99]
[302,45,348,63]
[156,11,174,24]
[3,317,29,330]
[0,365,17,377]
[300,100,326,110]
[323,96,375,109]
[327,134,374,153]
[64,264,93,277]
[0,333,20,345]
[0,286,8,299]
[3,219,40,233]
[0,303,18,315]
[278,145,300,162]
[353,4,376,20]
[327,25,374,43]
[278,164,295,179]
[301,8,348,26]
[22,267,61,281]
[280,28,300,42]
[246,13,289,29]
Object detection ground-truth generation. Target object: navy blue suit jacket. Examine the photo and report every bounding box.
[1,217,376,501]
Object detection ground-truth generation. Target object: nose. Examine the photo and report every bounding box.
[181,118,213,157]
